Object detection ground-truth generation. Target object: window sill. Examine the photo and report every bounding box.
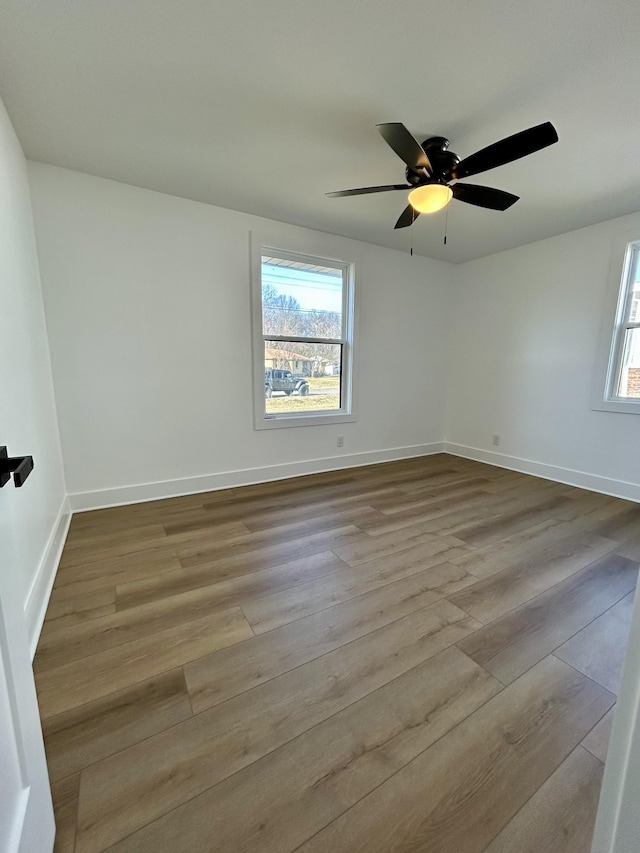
[254,411,357,430]
[591,398,640,415]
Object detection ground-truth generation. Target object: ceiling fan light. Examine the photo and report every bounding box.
[408,184,453,213]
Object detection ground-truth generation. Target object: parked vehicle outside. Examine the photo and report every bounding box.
[264,368,309,397]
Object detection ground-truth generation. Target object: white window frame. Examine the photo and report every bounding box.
[250,232,357,430]
[592,231,640,414]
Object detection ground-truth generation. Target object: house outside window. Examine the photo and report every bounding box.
[251,240,356,429]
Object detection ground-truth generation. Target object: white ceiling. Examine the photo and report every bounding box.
[1,0,639,263]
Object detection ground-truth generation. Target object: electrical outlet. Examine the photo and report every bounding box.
[492,434,500,447]
[337,436,344,448]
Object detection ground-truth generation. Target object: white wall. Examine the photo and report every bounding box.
[0,100,67,652]
[27,161,640,508]
[446,214,640,500]
[28,163,453,509]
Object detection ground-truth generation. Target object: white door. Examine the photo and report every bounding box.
[0,489,55,852]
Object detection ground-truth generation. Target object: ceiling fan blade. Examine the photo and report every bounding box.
[452,183,519,210]
[377,123,432,174]
[394,205,421,229]
[326,184,411,198]
[452,122,558,180]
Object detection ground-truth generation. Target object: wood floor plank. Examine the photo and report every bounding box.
[242,539,470,633]
[157,518,255,549]
[179,507,383,547]
[67,517,250,561]
[594,504,640,543]
[42,669,193,782]
[43,588,116,622]
[483,746,605,853]
[38,557,347,671]
[41,589,117,636]
[177,523,367,570]
[450,515,613,581]
[448,533,616,624]
[331,524,465,566]
[67,500,209,538]
[386,485,567,541]
[198,479,375,520]
[162,515,251,538]
[582,707,616,763]
[194,486,357,524]
[72,493,205,525]
[35,606,253,719]
[52,773,79,853]
[103,647,501,853]
[457,553,638,684]
[393,468,485,492]
[450,493,573,548]
[201,470,364,506]
[50,550,183,601]
[238,503,385,537]
[62,520,166,548]
[115,550,349,611]
[40,603,117,636]
[176,519,362,565]
[235,486,402,531]
[75,601,480,853]
[369,476,492,512]
[353,462,463,490]
[554,591,636,693]
[170,486,400,533]
[184,573,476,714]
[478,471,559,493]
[616,531,640,561]
[381,494,510,538]
[354,489,494,537]
[58,523,168,567]
[295,657,614,853]
[561,487,620,511]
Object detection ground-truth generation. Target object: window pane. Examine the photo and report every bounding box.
[629,278,640,323]
[262,256,343,339]
[616,328,640,398]
[264,341,342,415]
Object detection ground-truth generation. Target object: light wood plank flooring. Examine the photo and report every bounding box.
[33,454,640,852]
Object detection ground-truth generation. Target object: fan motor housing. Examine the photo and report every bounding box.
[423,138,460,179]
[405,137,460,183]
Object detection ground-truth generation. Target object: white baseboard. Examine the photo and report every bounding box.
[68,443,447,512]
[444,442,640,503]
[24,497,72,659]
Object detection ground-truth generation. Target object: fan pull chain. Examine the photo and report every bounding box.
[410,206,416,256]
[444,203,449,246]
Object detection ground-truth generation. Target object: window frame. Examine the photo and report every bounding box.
[250,232,357,430]
[592,232,640,414]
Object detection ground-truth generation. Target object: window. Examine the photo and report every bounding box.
[593,235,640,413]
[608,242,640,400]
[251,240,356,429]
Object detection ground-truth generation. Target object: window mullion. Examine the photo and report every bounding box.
[264,334,345,346]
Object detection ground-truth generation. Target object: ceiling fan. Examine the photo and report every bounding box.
[326,121,558,229]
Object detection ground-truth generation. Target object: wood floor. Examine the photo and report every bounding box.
[33,454,640,853]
